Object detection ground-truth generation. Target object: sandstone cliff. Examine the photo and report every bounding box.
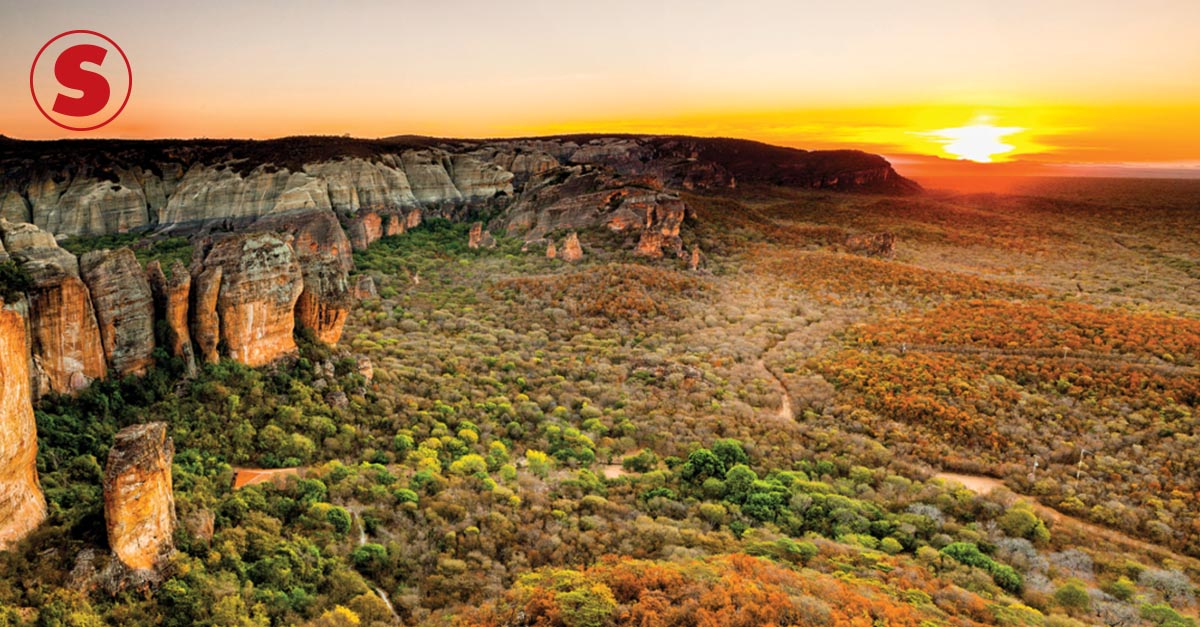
[0,134,920,381]
[0,304,47,550]
[190,266,222,365]
[146,260,195,373]
[80,249,156,377]
[104,422,175,571]
[18,247,106,395]
[255,210,353,346]
[194,233,305,367]
[0,135,917,240]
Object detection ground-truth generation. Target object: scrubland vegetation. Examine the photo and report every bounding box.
[3,181,1199,626]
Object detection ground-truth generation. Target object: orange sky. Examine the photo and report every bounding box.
[3,1,1199,181]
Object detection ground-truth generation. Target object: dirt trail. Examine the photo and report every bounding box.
[756,357,793,421]
[231,467,301,489]
[935,472,1199,570]
[351,509,403,624]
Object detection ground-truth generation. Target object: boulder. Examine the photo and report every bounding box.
[546,241,557,259]
[80,248,156,376]
[0,218,57,251]
[104,422,175,572]
[0,305,47,550]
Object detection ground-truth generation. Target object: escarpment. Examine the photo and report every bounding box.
[103,422,175,572]
[0,134,917,238]
[0,134,918,396]
[0,305,47,550]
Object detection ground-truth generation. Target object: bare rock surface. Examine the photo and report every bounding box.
[104,422,175,572]
[80,248,156,376]
[0,304,47,550]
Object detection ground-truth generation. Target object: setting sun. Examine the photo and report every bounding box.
[923,123,1024,162]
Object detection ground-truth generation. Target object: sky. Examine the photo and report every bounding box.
[3,0,1199,181]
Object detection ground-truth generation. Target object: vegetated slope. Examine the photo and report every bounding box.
[1,184,1197,627]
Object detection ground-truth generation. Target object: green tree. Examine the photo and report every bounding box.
[681,449,725,483]
[556,583,617,627]
[712,438,750,469]
[1055,580,1091,613]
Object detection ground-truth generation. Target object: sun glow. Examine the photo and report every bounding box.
[925,123,1025,162]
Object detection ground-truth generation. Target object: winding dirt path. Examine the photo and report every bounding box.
[351,509,403,624]
[756,357,794,421]
[935,472,1200,571]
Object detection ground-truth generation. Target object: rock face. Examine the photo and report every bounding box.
[146,260,194,373]
[845,232,896,258]
[0,135,916,240]
[347,211,382,251]
[561,233,583,263]
[354,275,378,299]
[190,267,222,365]
[0,219,57,251]
[0,305,47,550]
[384,213,405,237]
[20,248,107,395]
[104,422,175,571]
[80,249,156,377]
[501,168,689,257]
[256,210,352,346]
[196,233,304,366]
[0,135,920,381]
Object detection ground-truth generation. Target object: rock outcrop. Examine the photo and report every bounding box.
[19,247,106,395]
[255,210,353,346]
[195,233,304,367]
[845,232,896,258]
[0,135,921,382]
[189,266,222,365]
[561,233,583,263]
[354,275,378,299]
[146,260,195,373]
[468,222,495,249]
[347,211,382,251]
[0,219,57,251]
[80,249,156,377]
[1,135,917,240]
[104,422,175,572]
[0,305,47,550]
[384,213,405,237]
[501,168,689,256]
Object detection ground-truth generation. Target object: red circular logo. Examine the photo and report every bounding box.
[30,30,132,132]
